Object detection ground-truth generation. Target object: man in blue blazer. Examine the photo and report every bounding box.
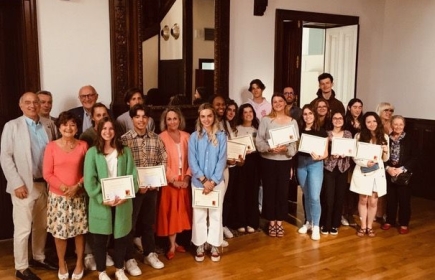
[68,85,100,137]
[1,92,57,280]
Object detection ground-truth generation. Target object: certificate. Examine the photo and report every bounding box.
[227,141,247,161]
[331,138,357,157]
[137,165,167,187]
[101,175,135,202]
[269,125,298,146]
[356,142,382,161]
[298,133,328,155]
[229,134,256,153]
[192,188,220,209]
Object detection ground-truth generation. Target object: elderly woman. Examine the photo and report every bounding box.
[256,93,298,238]
[350,112,389,237]
[156,107,192,260]
[43,111,88,280]
[84,117,138,280]
[382,115,418,234]
[188,103,227,262]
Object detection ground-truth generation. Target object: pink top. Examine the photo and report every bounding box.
[159,130,191,183]
[43,140,88,195]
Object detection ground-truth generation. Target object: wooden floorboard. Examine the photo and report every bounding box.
[1,194,434,280]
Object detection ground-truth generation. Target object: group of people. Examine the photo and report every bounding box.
[0,73,417,280]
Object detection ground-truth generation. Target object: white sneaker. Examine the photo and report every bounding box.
[125,259,142,276]
[237,227,246,233]
[298,222,312,234]
[99,271,111,280]
[311,226,320,241]
[84,254,96,271]
[341,215,350,226]
[221,240,229,247]
[133,237,143,253]
[106,253,114,266]
[115,269,129,280]
[144,252,164,269]
[246,226,256,233]
[223,226,234,239]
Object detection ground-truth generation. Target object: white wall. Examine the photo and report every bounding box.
[229,0,387,112]
[37,0,111,117]
[380,0,435,119]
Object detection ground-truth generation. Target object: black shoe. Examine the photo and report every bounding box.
[15,268,41,280]
[29,259,58,270]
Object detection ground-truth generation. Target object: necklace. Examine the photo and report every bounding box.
[61,139,75,149]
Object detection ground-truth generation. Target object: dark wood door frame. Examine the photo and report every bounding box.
[274,9,359,103]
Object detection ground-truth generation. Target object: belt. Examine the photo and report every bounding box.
[33,177,45,182]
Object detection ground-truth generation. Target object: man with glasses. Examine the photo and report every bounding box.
[68,85,104,137]
[310,73,345,114]
[283,86,302,121]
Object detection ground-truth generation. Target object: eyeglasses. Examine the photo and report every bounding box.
[79,93,96,100]
[332,117,343,121]
[383,108,394,113]
[283,92,295,96]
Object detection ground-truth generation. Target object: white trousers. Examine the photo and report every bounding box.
[11,182,47,270]
[191,181,226,247]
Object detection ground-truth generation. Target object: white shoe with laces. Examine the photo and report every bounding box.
[298,222,312,234]
[144,252,164,269]
[99,271,111,280]
[125,259,142,276]
[84,254,96,271]
[311,226,321,241]
[223,226,234,239]
[115,269,129,280]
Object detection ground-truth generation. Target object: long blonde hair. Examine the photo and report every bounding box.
[195,103,220,146]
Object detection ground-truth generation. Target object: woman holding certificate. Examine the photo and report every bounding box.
[320,112,352,235]
[188,103,227,262]
[232,103,261,233]
[382,115,418,234]
[256,93,298,237]
[350,112,389,238]
[84,117,138,280]
[43,111,88,280]
[156,107,192,260]
[297,105,328,241]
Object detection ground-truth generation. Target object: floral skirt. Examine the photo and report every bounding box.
[47,191,88,239]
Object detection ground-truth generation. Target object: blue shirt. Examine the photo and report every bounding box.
[188,130,227,188]
[25,116,49,178]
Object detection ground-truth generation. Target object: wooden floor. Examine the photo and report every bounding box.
[1,194,435,280]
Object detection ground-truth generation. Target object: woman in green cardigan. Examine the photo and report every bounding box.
[84,117,138,280]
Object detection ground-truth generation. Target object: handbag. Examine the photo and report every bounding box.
[391,172,413,185]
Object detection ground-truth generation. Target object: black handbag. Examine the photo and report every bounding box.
[391,172,413,185]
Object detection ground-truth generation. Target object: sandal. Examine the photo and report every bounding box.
[268,224,277,237]
[356,228,366,237]
[276,225,284,237]
[367,228,376,237]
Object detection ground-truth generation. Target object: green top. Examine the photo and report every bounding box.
[84,146,138,238]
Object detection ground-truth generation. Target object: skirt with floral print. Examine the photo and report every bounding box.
[47,191,88,239]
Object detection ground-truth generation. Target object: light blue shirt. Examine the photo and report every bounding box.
[188,130,227,188]
[25,116,49,178]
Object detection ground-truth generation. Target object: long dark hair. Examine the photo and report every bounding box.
[237,103,259,129]
[345,98,364,135]
[95,117,124,155]
[359,112,387,145]
[299,104,320,131]
[223,99,238,137]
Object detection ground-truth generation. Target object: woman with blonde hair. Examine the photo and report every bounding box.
[188,103,227,262]
[156,107,192,260]
[376,102,395,135]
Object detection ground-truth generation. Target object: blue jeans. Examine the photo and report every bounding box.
[297,156,324,226]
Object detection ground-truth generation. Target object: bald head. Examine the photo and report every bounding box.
[78,85,99,112]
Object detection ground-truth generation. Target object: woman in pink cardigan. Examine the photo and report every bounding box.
[43,111,88,280]
[156,107,192,260]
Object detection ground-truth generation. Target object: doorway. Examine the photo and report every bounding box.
[274,10,359,107]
